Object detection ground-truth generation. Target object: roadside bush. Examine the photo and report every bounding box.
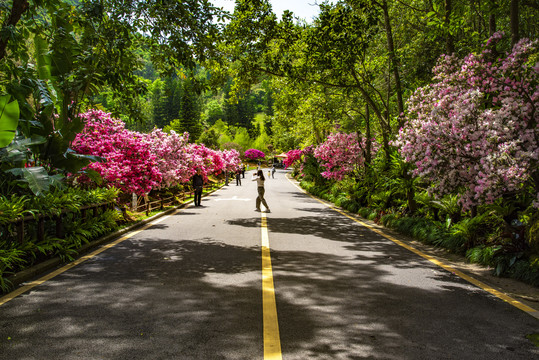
[494,257,539,286]
[466,246,499,266]
[0,188,120,292]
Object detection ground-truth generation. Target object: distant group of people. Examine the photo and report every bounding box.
[191,164,276,212]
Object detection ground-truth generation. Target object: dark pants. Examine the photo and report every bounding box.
[236,176,241,186]
[256,187,269,210]
[194,186,203,206]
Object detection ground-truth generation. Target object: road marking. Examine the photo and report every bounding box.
[286,175,539,320]
[214,196,251,201]
[260,212,283,360]
[0,211,176,307]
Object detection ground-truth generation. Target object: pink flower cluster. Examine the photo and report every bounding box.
[148,128,191,187]
[395,34,538,209]
[283,149,303,168]
[244,148,265,160]
[71,110,241,195]
[314,132,379,180]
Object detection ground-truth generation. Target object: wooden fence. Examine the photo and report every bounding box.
[132,195,179,216]
[3,182,223,244]
[2,202,114,244]
[132,182,221,215]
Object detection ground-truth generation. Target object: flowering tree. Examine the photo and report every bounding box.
[220,149,241,173]
[283,149,303,168]
[185,143,214,180]
[314,132,379,181]
[148,128,191,187]
[72,110,162,195]
[395,34,538,209]
[244,148,265,160]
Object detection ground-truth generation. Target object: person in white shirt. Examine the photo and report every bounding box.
[252,170,270,212]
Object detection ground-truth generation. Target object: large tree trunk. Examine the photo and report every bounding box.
[365,104,371,165]
[381,0,404,127]
[489,0,497,36]
[444,0,454,55]
[406,181,417,215]
[0,0,29,61]
[510,0,519,47]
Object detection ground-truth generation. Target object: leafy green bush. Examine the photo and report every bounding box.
[0,188,120,292]
[494,257,539,286]
[466,246,499,266]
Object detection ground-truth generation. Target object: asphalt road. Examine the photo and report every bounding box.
[0,169,538,359]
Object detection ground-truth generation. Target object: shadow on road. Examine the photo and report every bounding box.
[226,211,538,359]
[1,208,537,359]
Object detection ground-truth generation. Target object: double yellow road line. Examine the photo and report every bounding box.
[260,212,283,360]
[1,198,285,359]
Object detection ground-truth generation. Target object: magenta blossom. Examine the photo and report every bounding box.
[72,110,162,195]
[244,148,265,160]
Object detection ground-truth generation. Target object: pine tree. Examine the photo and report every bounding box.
[178,79,202,141]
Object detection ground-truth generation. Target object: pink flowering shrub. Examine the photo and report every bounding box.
[220,149,241,172]
[244,148,265,160]
[148,128,191,187]
[314,132,379,180]
[395,34,538,209]
[283,149,303,168]
[72,110,162,195]
[186,143,217,180]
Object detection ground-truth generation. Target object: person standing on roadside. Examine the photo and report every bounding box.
[271,165,276,178]
[192,168,204,207]
[252,169,270,212]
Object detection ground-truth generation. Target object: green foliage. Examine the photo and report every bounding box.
[492,257,539,286]
[178,79,203,141]
[197,128,220,149]
[0,187,118,225]
[0,194,32,225]
[0,189,120,292]
[0,247,26,292]
[0,95,19,147]
[232,127,252,150]
[252,132,271,154]
[528,211,539,253]
[466,246,498,266]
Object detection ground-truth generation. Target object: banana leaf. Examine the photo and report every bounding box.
[0,95,20,148]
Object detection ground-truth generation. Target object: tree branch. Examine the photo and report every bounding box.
[0,0,29,61]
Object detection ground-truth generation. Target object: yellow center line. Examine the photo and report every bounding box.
[261,212,283,360]
[0,211,174,307]
[286,175,539,320]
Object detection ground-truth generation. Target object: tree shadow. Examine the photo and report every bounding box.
[0,216,537,359]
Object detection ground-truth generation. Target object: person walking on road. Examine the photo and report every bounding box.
[192,168,205,207]
[236,168,242,186]
[271,165,276,178]
[252,169,270,212]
